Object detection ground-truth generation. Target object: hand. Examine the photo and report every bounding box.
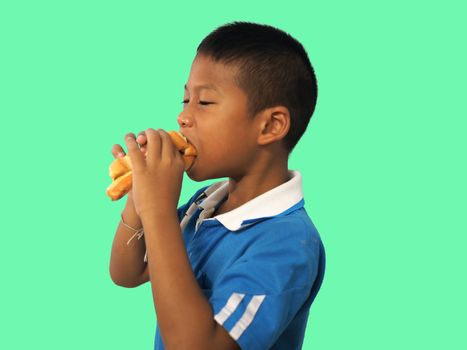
[112,131,148,158]
[124,128,185,220]
[111,131,148,213]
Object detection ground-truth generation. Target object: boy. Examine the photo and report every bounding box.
[110,21,325,350]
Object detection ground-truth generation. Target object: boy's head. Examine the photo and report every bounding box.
[179,21,318,181]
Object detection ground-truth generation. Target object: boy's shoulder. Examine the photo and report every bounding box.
[253,203,318,234]
[239,202,323,256]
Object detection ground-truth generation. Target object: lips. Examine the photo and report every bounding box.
[177,131,197,172]
[179,131,193,148]
[178,132,196,154]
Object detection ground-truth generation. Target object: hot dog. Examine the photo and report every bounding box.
[106,130,197,201]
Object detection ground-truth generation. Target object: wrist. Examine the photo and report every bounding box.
[140,208,178,227]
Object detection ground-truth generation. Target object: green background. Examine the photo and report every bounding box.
[1,1,465,349]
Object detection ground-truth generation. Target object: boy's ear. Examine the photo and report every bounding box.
[256,106,290,146]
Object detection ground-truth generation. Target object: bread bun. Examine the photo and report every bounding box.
[106,131,197,201]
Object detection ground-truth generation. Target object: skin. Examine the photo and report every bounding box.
[110,54,291,349]
[112,54,291,214]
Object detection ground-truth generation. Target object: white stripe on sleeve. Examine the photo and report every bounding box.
[214,293,245,325]
[230,295,266,341]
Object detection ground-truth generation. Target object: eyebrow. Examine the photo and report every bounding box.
[184,83,220,92]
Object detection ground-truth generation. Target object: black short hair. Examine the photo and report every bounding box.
[197,21,318,155]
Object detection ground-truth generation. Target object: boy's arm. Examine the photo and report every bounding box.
[109,192,147,288]
[142,209,240,350]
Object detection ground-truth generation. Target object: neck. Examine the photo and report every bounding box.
[219,150,289,213]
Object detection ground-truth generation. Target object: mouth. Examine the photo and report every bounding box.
[178,131,191,146]
[178,131,197,172]
[178,131,197,154]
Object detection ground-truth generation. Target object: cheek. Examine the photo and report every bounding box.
[202,131,235,162]
[211,133,232,155]
[200,117,250,158]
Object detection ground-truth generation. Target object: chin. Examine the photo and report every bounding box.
[186,161,224,182]
[186,171,204,182]
[186,160,205,182]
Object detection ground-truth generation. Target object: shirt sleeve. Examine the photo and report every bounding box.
[207,219,322,350]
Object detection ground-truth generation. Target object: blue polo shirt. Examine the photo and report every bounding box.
[154,170,326,350]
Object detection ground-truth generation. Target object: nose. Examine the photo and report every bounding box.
[177,113,193,128]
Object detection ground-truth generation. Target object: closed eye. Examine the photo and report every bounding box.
[181,100,214,105]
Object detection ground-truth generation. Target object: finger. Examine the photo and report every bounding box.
[137,131,148,155]
[136,131,147,146]
[145,128,162,167]
[124,132,137,141]
[111,144,126,158]
[124,133,145,171]
[159,129,178,160]
[124,132,137,153]
[126,132,146,154]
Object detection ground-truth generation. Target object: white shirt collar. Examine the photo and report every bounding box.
[193,170,304,231]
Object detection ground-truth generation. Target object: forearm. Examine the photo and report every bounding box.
[109,196,147,287]
[142,209,216,349]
